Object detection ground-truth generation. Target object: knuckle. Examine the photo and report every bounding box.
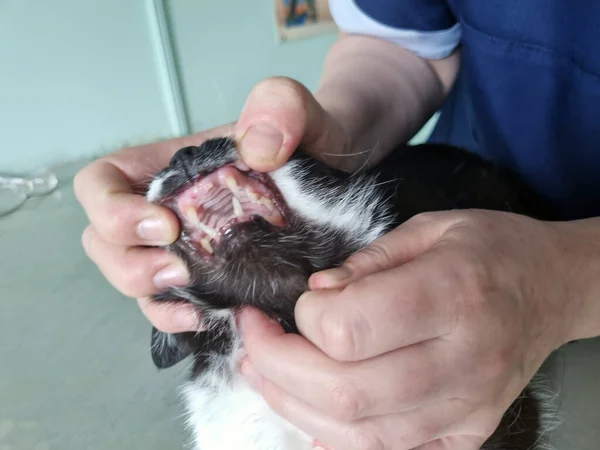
[248,76,311,117]
[75,162,138,244]
[320,311,361,361]
[118,261,148,298]
[104,212,123,237]
[99,201,132,242]
[407,210,452,228]
[409,211,436,225]
[82,227,151,299]
[254,76,307,99]
[348,243,394,273]
[409,210,471,231]
[325,377,365,421]
[446,249,489,302]
[440,250,491,337]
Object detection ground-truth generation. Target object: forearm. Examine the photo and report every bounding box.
[552,217,600,343]
[314,32,461,171]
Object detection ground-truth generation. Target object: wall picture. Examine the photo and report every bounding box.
[275,0,338,41]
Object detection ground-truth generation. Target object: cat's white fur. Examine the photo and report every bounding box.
[181,311,313,450]
[270,160,393,248]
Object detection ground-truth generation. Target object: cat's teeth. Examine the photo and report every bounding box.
[249,194,275,211]
[184,207,202,226]
[225,176,239,194]
[184,207,217,237]
[259,197,275,211]
[197,221,218,238]
[232,197,244,217]
[200,238,214,254]
[264,214,285,227]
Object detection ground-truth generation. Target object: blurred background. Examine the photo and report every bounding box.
[0,1,598,449]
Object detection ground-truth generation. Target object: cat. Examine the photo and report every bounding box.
[145,136,559,450]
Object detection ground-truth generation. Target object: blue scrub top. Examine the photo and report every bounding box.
[330,0,600,220]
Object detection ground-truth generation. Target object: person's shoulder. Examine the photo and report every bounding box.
[329,0,461,59]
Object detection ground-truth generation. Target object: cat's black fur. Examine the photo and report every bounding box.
[146,137,559,449]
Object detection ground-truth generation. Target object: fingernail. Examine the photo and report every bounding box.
[172,307,200,331]
[137,216,174,244]
[323,266,353,283]
[313,441,332,450]
[240,360,263,391]
[240,124,284,162]
[153,263,189,289]
[310,266,353,289]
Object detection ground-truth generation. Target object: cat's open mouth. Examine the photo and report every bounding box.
[163,162,288,257]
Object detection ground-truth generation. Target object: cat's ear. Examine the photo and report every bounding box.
[150,327,197,369]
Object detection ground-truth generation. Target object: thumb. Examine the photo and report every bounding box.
[234,76,347,172]
[309,211,465,290]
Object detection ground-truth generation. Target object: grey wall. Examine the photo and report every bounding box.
[0,0,339,172]
[0,0,437,174]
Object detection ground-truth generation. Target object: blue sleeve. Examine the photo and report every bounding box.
[329,0,461,59]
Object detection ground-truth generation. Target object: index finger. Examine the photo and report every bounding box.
[295,246,462,362]
[74,125,235,246]
[74,158,181,246]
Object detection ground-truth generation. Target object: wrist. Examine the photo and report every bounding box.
[548,218,600,344]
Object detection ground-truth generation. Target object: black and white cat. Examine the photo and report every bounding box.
[145,137,558,450]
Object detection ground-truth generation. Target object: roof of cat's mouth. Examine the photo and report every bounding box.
[166,163,288,256]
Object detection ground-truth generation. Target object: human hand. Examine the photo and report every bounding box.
[74,124,236,332]
[237,210,581,450]
[74,76,349,334]
[234,76,350,172]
